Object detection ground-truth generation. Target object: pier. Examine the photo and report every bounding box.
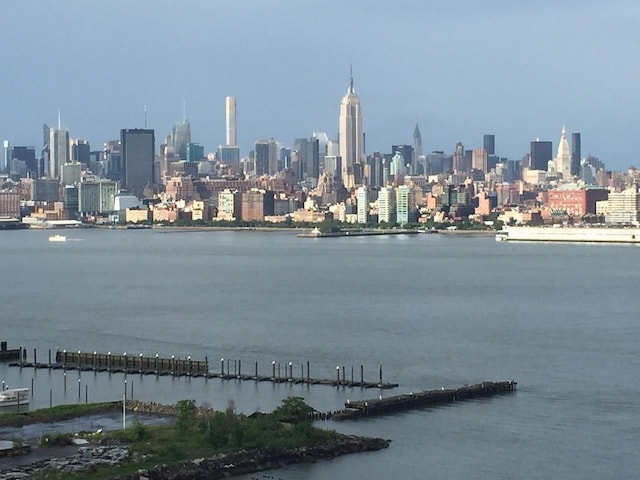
[8,347,399,390]
[330,380,517,420]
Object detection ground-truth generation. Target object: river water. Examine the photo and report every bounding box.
[0,228,638,479]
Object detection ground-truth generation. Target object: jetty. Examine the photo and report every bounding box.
[331,380,517,420]
[8,348,398,389]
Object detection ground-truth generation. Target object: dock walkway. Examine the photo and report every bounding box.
[9,348,398,390]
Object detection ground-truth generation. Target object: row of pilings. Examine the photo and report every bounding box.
[7,347,399,389]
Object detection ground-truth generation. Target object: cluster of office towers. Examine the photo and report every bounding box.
[2,72,586,202]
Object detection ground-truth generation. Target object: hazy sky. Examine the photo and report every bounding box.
[1,0,638,170]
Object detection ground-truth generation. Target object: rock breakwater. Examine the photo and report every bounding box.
[130,435,390,480]
[127,400,213,418]
[1,446,129,479]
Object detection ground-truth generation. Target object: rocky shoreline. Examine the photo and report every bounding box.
[127,400,214,418]
[1,435,389,479]
[128,435,390,480]
[1,446,130,479]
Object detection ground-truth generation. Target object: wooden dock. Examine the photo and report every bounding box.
[331,380,517,420]
[9,348,398,390]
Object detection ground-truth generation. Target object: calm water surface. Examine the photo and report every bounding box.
[1,229,638,479]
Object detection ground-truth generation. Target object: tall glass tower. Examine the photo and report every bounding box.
[49,127,69,179]
[225,96,237,146]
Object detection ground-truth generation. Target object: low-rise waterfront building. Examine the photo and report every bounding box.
[547,185,608,218]
[126,207,149,223]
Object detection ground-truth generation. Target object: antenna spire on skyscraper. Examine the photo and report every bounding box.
[349,64,354,94]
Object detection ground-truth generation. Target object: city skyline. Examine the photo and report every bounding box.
[1,1,638,169]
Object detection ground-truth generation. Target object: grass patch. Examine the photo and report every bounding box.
[30,397,339,480]
[0,401,121,427]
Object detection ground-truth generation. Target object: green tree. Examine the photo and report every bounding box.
[175,399,197,434]
[272,396,314,423]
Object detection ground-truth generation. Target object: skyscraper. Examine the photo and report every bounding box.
[254,139,272,176]
[11,146,37,176]
[71,139,90,165]
[356,186,369,224]
[392,145,413,175]
[218,97,240,170]
[555,126,572,180]
[412,124,423,174]
[172,120,191,160]
[377,186,396,224]
[2,140,9,172]
[49,126,70,179]
[121,129,155,198]
[530,140,553,171]
[306,137,320,181]
[571,132,581,177]
[226,96,237,146]
[471,148,488,172]
[396,185,410,225]
[483,134,495,155]
[339,69,364,189]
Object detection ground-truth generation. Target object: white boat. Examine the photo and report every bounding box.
[0,388,30,408]
[49,234,67,242]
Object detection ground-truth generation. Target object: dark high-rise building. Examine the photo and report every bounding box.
[105,140,122,181]
[63,185,79,219]
[254,140,270,177]
[392,145,413,173]
[185,143,204,163]
[530,140,553,171]
[367,152,384,188]
[306,137,320,181]
[121,129,155,198]
[488,155,499,171]
[483,134,495,155]
[72,140,90,165]
[292,138,308,175]
[571,133,581,177]
[279,148,291,172]
[34,178,60,202]
[11,146,37,175]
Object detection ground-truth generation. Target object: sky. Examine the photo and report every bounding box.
[1,0,638,170]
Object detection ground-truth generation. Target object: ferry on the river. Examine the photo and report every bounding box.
[497,226,640,244]
[48,234,67,242]
[0,388,30,408]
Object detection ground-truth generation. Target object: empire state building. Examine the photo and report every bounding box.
[339,70,364,189]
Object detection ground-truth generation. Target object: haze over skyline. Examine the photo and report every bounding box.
[1,0,638,170]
